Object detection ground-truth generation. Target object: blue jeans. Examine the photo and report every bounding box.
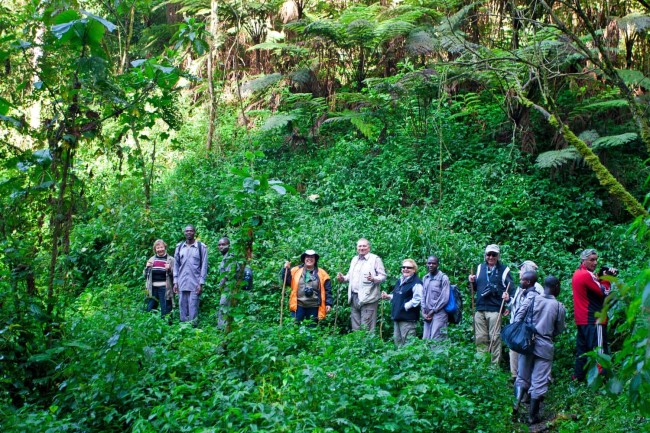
[294,306,319,326]
[146,286,172,317]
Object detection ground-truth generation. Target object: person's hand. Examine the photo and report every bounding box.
[146,260,153,268]
[468,274,476,283]
[284,261,291,269]
[336,272,345,282]
[173,283,178,294]
[503,309,510,316]
[502,291,510,301]
[196,284,203,295]
[326,306,331,313]
[366,272,374,282]
[381,291,389,300]
[164,262,171,271]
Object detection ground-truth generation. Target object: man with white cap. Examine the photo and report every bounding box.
[281,249,333,325]
[503,260,545,380]
[469,244,514,365]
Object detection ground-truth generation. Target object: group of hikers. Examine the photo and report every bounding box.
[144,226,617,425]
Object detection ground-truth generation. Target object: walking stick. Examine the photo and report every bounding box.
[334,282,341,328]
[488,283,510,354]
[379,299,384,339]
[280,264,288,326]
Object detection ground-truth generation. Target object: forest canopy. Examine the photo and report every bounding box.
[1,0,650,431]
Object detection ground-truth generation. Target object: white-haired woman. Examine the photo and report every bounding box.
[144,239,175,317]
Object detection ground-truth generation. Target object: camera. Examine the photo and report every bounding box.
[481,283,498,297]
[304,286,314,297]
[599,266,619,277]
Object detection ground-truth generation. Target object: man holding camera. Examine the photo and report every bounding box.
[572,248,617,382]
[469,244,514,365]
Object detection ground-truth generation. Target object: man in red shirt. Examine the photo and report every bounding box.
[572,248,617,381]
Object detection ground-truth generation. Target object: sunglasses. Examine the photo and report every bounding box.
[401,266,414,270]
[485,252,499,257]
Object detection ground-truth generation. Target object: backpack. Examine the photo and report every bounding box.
[243,265,253,291]
[444,284,463,325]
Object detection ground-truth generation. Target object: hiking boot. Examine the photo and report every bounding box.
[528,398,542,424]
[513,386,526,411]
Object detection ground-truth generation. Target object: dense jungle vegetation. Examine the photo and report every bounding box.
[2,0,650,431]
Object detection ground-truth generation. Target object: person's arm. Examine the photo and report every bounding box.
[513,295,531,322]
[438,275,450,311]
[280,265,293,286]
[324,277,333,307]
[554,303,567,337]
[405,283,423,310]
[576,271,608,298]
[373,257,387,284]
[199,244,208,285]
[503,267,514,297]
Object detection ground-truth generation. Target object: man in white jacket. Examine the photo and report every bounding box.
[336,238,387,332]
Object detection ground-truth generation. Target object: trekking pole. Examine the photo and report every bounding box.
[469,273,476,340]
[280,263,288,326]
[379,299,384,339]
[488,283,510,354]
[334,281,341,329]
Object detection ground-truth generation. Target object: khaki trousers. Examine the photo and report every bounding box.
[475,311,502,365]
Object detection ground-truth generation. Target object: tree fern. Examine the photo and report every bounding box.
[535,147,581,169]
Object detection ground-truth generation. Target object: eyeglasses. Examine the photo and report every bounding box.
[401,266,414,270]
[485,252,498,257]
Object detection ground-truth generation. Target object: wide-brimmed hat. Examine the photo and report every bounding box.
[300,249,320,263]
[485,244,500,254]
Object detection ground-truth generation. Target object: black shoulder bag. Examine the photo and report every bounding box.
[501,296,536,355]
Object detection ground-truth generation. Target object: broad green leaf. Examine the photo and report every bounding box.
[81,9,117,33]
[0,96,11,115]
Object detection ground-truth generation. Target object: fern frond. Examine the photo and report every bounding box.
[375,20,415,41]
[240,73,283,95]
[323,110,380,140]
[437,2,478,33]
[303,20,342,42]
[578,130,600,145]
[616,13,650,33]
[339,5,383,25]
[247,42,308,55]
[616,69,650,88]
[405,30,437,55]
[289,68,312,85]
[591,133,639,150]
[346,19,376,44]
[572,99,628,115]
[535,148,581,169]
[261,113,297,131]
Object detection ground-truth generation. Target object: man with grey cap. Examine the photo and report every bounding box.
[503,260,545,380]
[572,248,617,381]
[336,238,387,332]
[281,249,333,325]
[469,244,514,365]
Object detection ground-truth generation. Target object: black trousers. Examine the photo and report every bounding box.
[574,323,608,381]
